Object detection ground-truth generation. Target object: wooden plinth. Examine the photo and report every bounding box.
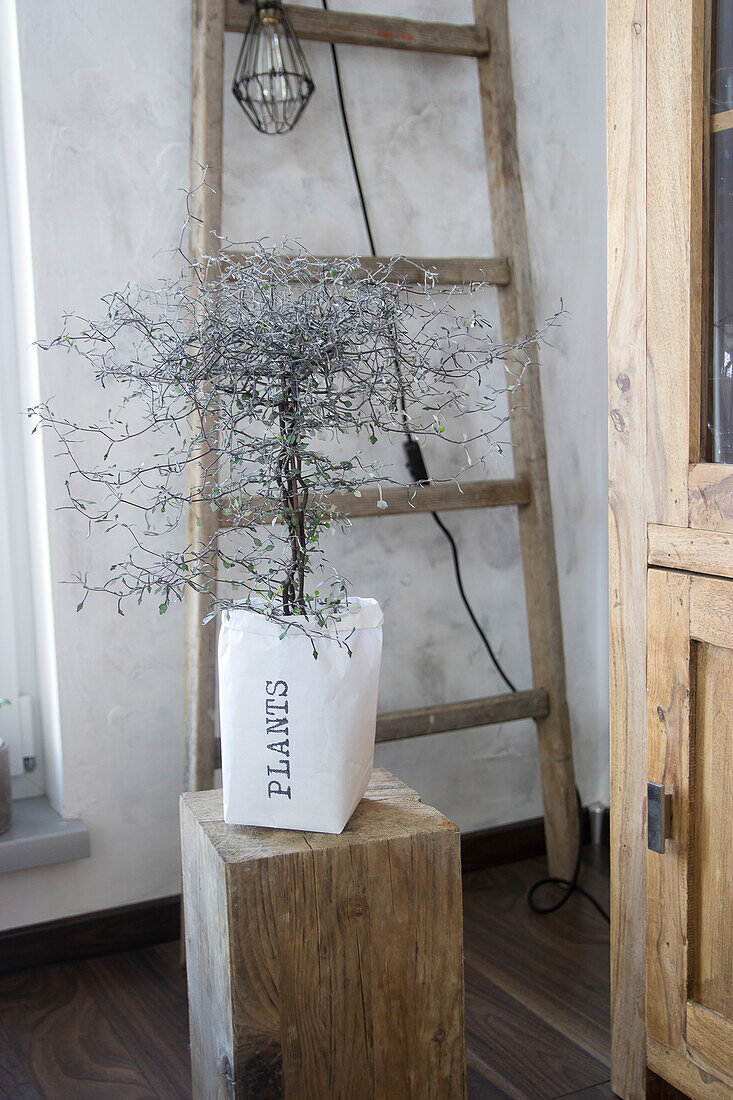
[180,769,466,1099]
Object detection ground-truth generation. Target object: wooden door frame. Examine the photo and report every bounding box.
[608,2,649,1096]
[609,1,731,1097]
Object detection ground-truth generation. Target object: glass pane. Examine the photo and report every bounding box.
[710,1,733,461]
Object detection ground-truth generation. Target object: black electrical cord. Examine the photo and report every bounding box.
[324,19,609,924]
[528,790,610,923]
[322,0,377,257]
[431,514,518,693]
[401,435,517,693]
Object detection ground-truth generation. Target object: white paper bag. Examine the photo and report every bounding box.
[218,598,383,833]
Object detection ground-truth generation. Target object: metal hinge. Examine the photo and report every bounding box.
[647,782,672,853]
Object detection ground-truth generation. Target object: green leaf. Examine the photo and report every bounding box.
[159,603,168,614]
[76,602,84,613]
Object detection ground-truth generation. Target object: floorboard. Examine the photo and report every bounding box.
[467,1048,532,1100]
[0,965,157,1097]
[465,964,608,1100]
[0,847,610,1099]
[80,945,190,1098]
[0,1021,40,1100]
[559,1087,615,1100]
[462,853,610,1068]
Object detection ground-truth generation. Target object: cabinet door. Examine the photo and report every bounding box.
[647,568,733,1094]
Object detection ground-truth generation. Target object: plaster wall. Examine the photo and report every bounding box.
[1,0,607,930]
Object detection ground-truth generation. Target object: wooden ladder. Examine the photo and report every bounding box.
[186,0,578,878]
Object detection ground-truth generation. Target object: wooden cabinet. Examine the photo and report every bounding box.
[609,1,733,1098]
[646,570,733,1094]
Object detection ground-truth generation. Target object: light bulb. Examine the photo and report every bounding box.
[232,2,315,135]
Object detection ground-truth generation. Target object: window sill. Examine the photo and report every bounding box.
[0,797,89,874]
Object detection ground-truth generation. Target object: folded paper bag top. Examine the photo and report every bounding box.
[220,596,384,637]
[218,597,384,834]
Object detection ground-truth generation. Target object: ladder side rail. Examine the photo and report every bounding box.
[474,0,578,879]
[184,0,226,794]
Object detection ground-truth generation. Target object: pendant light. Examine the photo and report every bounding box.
[232,2,315,135]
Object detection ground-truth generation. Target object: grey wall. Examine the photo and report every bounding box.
[2,0,607,930]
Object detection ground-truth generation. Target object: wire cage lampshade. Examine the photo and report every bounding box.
[232,1,315,135]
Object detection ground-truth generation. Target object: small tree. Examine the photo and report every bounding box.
[32,239,546,634]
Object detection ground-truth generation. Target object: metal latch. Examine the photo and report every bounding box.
[647,782,672,853]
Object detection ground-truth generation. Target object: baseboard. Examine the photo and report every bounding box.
[0,805,609,975]
[0,894,181,977]
[460,805,606,875]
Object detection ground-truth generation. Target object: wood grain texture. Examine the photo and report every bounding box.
[219,477,531,526]
[465,1048,528,1100]
[686,1004,733,1085]
[646,567,733,1098]
[690,573,733,646]
[689,463,733,531]
[645,569,691,1053]
[464,964,609,1099]
[646,0,703,517]
[474,0,577,882]
[690,643,733,1024]
[647,1036,733,1100]
[185,0,226,794]
[0,850,613,1100]
[463,855,610,1067]
[0,966,158,1098]
[0,1022,39,1100]
[607,2,649,1095]
[648,522,733,578]
[224,252,510,287]
[81,949,191,1099]
[375,688,549,743]
[0,944,190,1099]
[225,2,490,57]
[179,785,232,1100]
[180,770,466,1099]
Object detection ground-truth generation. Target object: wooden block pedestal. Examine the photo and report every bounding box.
[180,768,466,1099]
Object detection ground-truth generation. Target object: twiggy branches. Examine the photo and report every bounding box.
[32,235,556,631]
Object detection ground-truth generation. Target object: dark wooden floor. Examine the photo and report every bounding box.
[0,848,610,1099]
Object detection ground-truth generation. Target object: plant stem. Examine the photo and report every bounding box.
[278,368,307,617]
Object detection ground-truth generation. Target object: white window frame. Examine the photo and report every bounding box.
[0,0,62,807]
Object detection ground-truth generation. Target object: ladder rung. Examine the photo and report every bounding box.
[224,3,490,58]
[376,689,550,742]
[219,478,530,527]
[212,688,548,769]
[223,253,511,287]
